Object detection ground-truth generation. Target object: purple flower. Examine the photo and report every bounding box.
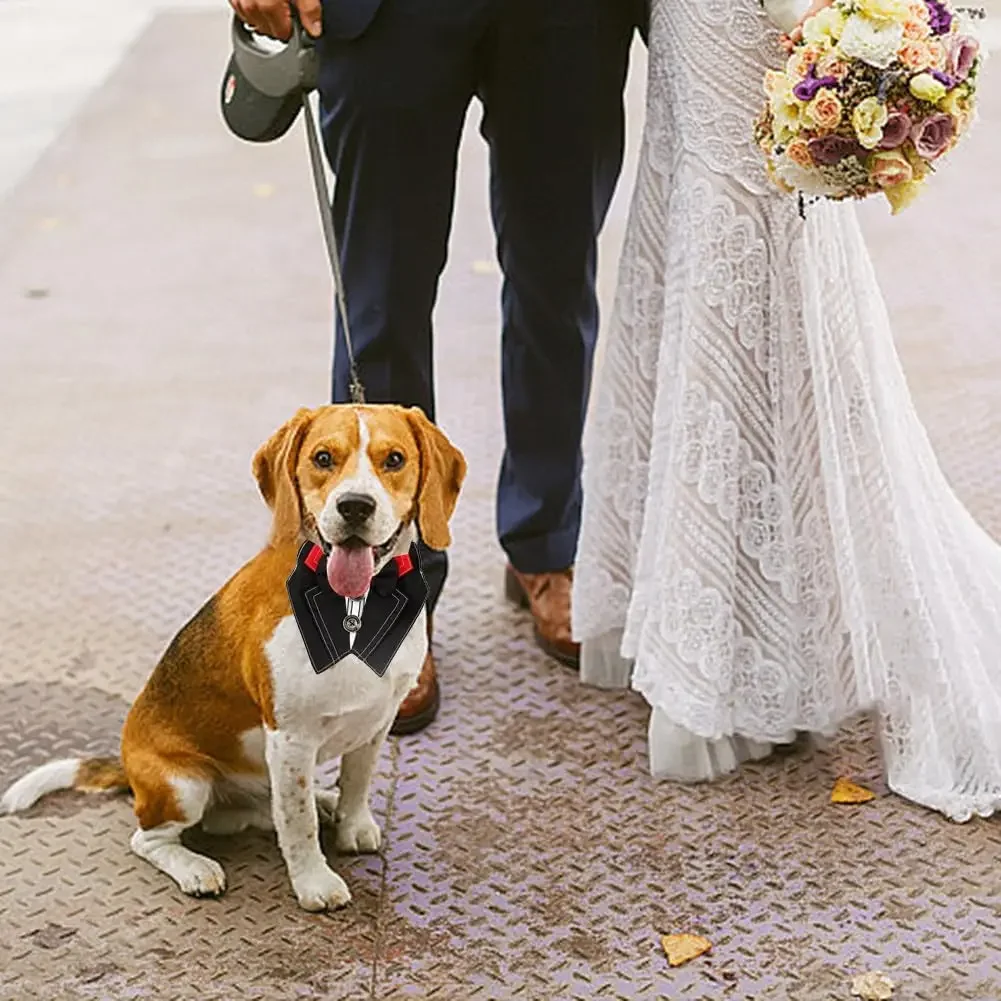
[948,35,980,81]
[808,135,865,166]
[925,0,953,35]
[911,113,956,159]
[793,65,840,102]
[879,111,913,149]
[931,69,957,89]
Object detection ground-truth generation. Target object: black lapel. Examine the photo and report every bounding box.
[355,590,406,664]
[304,586,351,662]
[286,542,350,674]
[356,543,429,677]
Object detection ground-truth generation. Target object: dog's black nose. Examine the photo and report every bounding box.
[337,493,376,524]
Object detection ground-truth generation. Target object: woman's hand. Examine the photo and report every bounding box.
[780,0,836,52]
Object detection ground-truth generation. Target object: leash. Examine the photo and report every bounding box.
[299,86,366,405]
[225,13,366,404]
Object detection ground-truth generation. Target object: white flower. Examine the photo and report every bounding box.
[954,12,990,67]
[803,6,847,44]
[773,156,845,197]
[954,10,985,46]
[837,14,905,68]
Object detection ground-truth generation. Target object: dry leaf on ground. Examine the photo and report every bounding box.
[661,933,712,967]
[850,970,895,999]
[831,777,877,804]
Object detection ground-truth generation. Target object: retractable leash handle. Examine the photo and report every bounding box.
[225,14,366,404]
[230,14,319,95]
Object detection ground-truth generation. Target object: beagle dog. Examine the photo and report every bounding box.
[1,404,466,911]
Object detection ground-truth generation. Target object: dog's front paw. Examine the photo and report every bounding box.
[176,855,227,898]
[293,864,352,912]
[335,808,382,854]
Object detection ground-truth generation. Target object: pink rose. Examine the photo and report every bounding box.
[948,35,980,81]
[806,91,843,130]
[879,112,913,149]
[899,41,934,71]
[911,113,956,159]
[809,135,865,166]
[869,150,915,188]
[787,139,815,169]
[817,51,849,81]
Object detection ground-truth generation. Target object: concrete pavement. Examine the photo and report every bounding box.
[1,5,1001,1000]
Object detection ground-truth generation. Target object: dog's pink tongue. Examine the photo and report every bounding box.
[326,545,375,598]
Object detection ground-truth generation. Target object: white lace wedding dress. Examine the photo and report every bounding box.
[572,0,1001,823]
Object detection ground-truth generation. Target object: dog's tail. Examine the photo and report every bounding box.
[1,757,129,814]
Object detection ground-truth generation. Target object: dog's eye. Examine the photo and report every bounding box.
[313,450,334,470]
[383,451,406,471]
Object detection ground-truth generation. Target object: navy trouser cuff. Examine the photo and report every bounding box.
[502,524,579,575]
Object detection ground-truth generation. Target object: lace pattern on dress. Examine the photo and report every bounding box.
[574,0,1001,822]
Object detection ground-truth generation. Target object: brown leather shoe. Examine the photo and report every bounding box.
[390,619,440,736]
[504,565,580,668]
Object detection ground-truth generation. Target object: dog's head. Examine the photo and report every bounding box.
[252,405,466,597]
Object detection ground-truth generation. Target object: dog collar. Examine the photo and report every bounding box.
[302,543,413,581]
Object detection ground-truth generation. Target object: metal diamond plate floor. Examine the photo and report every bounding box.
[2,10,1001,1001]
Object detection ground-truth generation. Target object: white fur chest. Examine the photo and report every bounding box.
[264,609,427,756]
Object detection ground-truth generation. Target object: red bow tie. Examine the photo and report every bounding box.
[303,545,414,597]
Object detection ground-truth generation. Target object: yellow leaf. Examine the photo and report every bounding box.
[661,933,712,967]
[831,777,876,805]
[884,179,923,215]
[850,971,895,999]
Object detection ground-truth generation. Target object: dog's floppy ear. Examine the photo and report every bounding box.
[404,407,466,551]
[252,407,315,545]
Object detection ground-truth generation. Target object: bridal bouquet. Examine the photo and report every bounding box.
[754,0,985,213]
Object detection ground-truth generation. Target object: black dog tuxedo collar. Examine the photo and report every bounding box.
[286,541,429,678]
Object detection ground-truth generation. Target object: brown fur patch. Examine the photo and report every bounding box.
[293,408,365,531]
[252,408,317,546]
[121,546,298,829]
[256,404,466,552]
[400,408,466,550]
[74,757,129,792]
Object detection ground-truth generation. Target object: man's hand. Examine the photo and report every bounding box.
[229,0,322,41]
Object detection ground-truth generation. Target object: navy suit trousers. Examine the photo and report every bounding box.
[316,0,639,611]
